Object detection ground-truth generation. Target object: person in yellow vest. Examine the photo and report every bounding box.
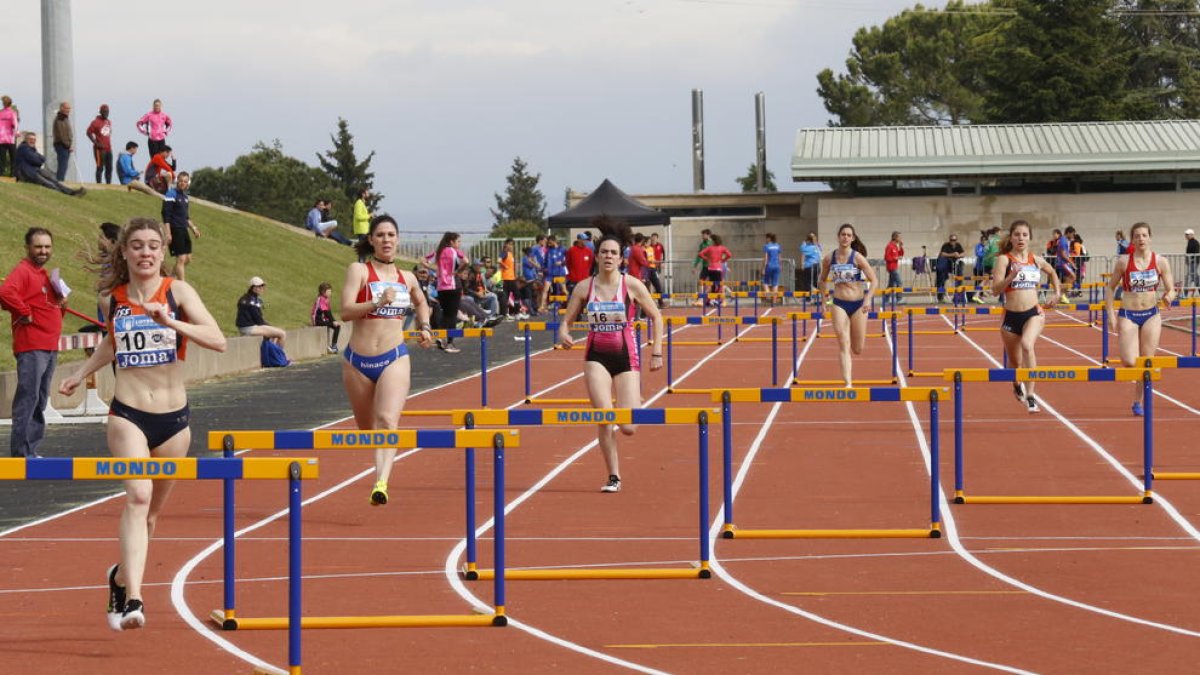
[352,188,371,261]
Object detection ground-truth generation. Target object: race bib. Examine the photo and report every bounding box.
[1010,263,1040,290]
[368,281,411,318]
[114,314,177,368]
[586,301,626,333]
[830,263,860,284]
[1127,269,1159,292]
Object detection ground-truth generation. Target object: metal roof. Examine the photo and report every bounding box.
[791,120,1200,181]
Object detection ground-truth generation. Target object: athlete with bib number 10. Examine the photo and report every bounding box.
[557,218,664,493]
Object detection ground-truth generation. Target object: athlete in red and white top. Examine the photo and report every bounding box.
[990,219,1061,413]
[557,218,664,493]
[60,217,226,632]
[342,215,434,505]
[1105,221,1176,416]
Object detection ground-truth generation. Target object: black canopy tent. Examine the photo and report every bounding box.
[548,179,675,292]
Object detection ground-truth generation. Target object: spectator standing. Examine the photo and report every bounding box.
[136,99,172,157]
[1054,227,1077,301]
[521,245,542,315]
[693,228,713,302]
[565,233,595,293]
[236,276,287,351]
[1186,228,1200,297]
[799,232,822,294]
[427,232,466,353]
[86,104,114,184]
[0,228,65,458]
[698,234,733,301]
[627,232,649,283]
[0,95,18,177]
[353,189,372,257]
[162,173,200,281]
[51,101,74,182]
[311,282,341,353]
[935,234,964,303]
[498,238,520,318]
[883,231,904,291]
[646,232,665,302]
[14,132,84,196]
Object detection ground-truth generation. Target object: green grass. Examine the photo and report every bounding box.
[0,182,412,372]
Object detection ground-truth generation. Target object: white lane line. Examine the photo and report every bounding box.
[704,329,1032,673]
[916,316,1200,637]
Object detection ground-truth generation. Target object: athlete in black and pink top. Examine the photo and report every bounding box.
[990,219,1061,413]
[558,218,664,493]
[1105,222,1176,416]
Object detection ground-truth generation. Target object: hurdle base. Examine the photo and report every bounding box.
[214,612,505,630]
[1152,472,1200,480]
[210,609,239,631]
[726,527,939,539]
[471,566,709,581]
[954,494,1151,505]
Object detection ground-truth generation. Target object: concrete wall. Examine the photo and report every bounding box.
[0,326,340,418]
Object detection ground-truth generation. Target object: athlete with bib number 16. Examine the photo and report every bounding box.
[557,218,663,494]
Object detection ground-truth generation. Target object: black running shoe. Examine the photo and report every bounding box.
[121,599,145,630]
[1013,382,1026,404]
[1026,396,1040,414]
[106,564,126,631]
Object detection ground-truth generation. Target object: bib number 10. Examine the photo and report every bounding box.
[119,332,147,351]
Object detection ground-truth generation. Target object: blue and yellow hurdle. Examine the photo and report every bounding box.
[207,428,517,631]
[704,387,946,539]
[944,367,1159,505]
[449,407,719,581]
[516,320,649,403]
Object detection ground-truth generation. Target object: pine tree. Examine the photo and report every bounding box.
[317,118,383,211]
[491,157,546,227]
[1118,0,1200,119]
[736,163,778,192]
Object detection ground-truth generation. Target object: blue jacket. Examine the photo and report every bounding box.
[117,152,139,184]
[162,187,190,228]
[14,143,45,180]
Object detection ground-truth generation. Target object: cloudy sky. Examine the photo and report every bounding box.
[8,0,920,230]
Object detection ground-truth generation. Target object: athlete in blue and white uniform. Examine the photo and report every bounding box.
[762,232,782,304]
[1106,222,1176,416]
[991,219,1061,413]
[818,223,879,387]
[341,215,433,505]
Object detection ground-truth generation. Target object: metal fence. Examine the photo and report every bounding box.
[658,258,798,295]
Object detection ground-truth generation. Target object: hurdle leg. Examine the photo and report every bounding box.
[221,435,237,628]
[492,435,508,623]
[1143,372,1154,503]
[790,317,798,382]
[721,393,734,537]
[288,461,303,675]
[480,333,489,407]
[891,314,898,381]
[929,392,942,536]
[1101,309,1109,366]
[907,311,914,374]
[464,415,478,579]
[770,321,778,386]
[523,325,532,401]
[698,414,712,577]
[953,373,965,502]
[667,322,675,389]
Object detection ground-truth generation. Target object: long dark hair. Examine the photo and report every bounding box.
[434,231,461,266]
[354,214,400,259]
[838,223,867,256]
[592,216,632,254]
[999,219,1031,255]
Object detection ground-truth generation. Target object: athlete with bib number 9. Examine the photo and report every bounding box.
[59,217,227,632]
[557,218,664,493]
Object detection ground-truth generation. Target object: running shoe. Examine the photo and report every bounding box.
[120,599,145,630]
[435,338,445,350]
[1026,396,1040,413]
[327,345,338,354]
[1012,382,1026,404]
[444,344,462,354]
[1132,401,1144,417]
[601,475,622,493]
[369,481,389,506]
[106,564,126,631]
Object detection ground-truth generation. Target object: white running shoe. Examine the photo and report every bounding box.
[601,475,622,493]
[1026,396,1040,414]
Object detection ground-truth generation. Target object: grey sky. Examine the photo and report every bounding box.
[8,0,919,230]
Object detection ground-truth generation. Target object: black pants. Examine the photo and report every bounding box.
[19,167,75,195]
[93,147,113,184]
[645,268,663,302]
[0,144,13,177]
[501,280,520,315]
[148,139,166,158]
[437,289,462,344]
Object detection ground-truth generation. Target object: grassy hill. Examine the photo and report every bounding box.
[0,182,408,372]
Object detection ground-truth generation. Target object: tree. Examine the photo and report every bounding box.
[490,219,544,239]
[491,157,546,227]
[980,0,1131,123]
[1117,0,1200,119]
[816,2,997,126]
[317,118,383,211]
[191,140,342,227]
[736,163,778,192]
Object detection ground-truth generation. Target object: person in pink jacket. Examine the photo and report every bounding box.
[0,95,18,177]
[135,99,173,157]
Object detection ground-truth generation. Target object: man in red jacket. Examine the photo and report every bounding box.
[0,228,66,458]
[884,230,904,291]
[565,232,595,293]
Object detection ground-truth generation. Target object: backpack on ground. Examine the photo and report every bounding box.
[260,339,290,368]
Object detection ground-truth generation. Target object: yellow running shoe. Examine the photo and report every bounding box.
[369,480,389,506]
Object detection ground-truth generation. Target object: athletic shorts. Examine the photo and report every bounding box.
[169,226,192,256]
[1118,307,1159,329]
[1001,306,1042,335]
[586,345,635,377]
[109,398,190,449]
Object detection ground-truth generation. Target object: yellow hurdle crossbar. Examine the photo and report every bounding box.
[450,408,718,426]
[711,387,949,403]
[522,397,602,405]
[518,320,648,332]
[791,379,897,386]
[402,328,493,340]
[1151,472,1200,480]
[954,493,1152,505]
[0,457,319,481]
[471,566,709,581]
[724,527,940,539]
[943,367,1160,383]
[208,429,520,451]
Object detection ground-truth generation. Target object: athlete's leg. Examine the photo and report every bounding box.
[584,362,619,478]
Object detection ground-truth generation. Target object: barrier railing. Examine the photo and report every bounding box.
[207,429,518,630]
[944,367,1159,504]
[0,456,318,675]
[704,388,945,539]
[448,407,717,580]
